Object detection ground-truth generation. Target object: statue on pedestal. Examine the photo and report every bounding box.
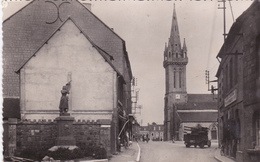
[59,81,71,114]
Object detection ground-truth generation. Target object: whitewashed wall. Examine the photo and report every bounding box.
[20,20,117,121]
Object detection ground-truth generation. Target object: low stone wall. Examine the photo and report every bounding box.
[3,118,111,157]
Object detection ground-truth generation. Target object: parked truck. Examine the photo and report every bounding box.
[183,125,211,148]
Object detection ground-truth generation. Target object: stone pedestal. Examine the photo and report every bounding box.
[55,114,76,146]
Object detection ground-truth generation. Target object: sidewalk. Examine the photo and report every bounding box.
[214,148,235,162]
[108,142,141,162]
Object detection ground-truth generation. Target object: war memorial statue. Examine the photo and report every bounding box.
[59,81,71,115]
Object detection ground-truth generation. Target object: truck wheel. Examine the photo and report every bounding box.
[199,143,204,148]
[186,144,190,148]
[194,145,197,148]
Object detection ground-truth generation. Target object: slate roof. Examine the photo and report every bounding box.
[187,94,216,103]
[178,111,218,122]
[175,94,218,122]
[3,0,132,97]
[176,94,218,110]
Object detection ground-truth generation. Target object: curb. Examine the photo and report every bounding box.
[79,159,108,162]
[136,142,141,162]
[214,148,235,162]
[214,148,222,162]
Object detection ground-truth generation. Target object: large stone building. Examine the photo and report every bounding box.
[3,0,132,156]
[163,5,218,141]
[216,1,260,161]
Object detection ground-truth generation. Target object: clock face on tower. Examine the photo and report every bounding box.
[176,94,180,99]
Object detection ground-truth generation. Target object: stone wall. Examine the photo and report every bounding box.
[3,118,112,157]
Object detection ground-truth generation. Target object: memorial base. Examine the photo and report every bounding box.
[53,115,76,148]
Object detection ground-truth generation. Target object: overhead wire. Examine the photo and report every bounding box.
[228,0,235,22]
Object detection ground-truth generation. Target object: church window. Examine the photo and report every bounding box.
[174,71,176,88]
[176,53,178,58]
[169,52,171,58]
[179,71,182,88]
[175,26,177,31]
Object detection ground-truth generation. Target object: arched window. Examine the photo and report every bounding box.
[173,71,176,88]
[179,71,182,88]
[253,110,260,148]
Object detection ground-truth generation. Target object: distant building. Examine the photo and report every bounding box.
[3,0,132,155]
[216,1,260,161]
[140,123,164,141]
[163,5,218,141]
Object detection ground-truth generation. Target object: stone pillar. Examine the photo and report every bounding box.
[55,114,76,146]
[7,118,17,156]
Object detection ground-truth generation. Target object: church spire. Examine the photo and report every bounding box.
[169,3,181,53]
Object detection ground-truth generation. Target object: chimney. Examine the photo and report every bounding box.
[82,3,91,11]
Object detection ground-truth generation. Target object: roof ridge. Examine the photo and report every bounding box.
[15,16,125,81]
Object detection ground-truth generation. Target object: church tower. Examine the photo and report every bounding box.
[163,5,188,141]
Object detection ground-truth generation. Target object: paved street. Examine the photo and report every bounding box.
[138,141,218,162]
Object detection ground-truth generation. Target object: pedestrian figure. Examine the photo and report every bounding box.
[146,133,149,143]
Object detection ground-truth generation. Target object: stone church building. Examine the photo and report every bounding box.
[3,0,132,156]
[163,6,218,141]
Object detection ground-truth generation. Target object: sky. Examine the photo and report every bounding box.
[1,0,253,126]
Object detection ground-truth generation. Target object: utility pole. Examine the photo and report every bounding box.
[218,0,227,42]
[205,70,218,99]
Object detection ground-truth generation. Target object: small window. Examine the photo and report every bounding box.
[253,111,260,148]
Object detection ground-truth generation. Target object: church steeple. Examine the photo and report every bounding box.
[163,4,188,68]
[168,4,182,54]
[163,4,188,141]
